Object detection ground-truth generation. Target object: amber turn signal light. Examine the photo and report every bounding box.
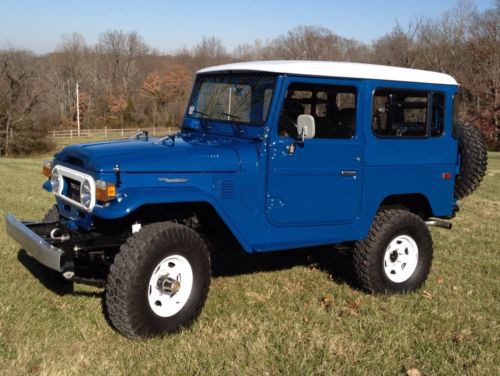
[95,180,116,202]
[42,160,53,177]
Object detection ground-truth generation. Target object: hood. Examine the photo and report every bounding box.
[54,134,241,173]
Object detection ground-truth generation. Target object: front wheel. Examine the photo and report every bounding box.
[105,222,211,338]
[353,210,433,293]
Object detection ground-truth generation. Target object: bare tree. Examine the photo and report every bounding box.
[0,0,498,154]
[45,33,88,127]
[191,36,230,70]
[233,40,271,61]
[466,6,500,144]
[97,30,150,94]
[268,25,364,61]
[0,49,50,155]
[372,20,422,68]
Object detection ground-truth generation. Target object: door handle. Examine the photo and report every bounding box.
[340,170,357,177]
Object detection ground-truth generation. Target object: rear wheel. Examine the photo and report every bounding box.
[105,222,211,338]
[353,210,433,293]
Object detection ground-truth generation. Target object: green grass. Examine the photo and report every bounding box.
[0,154,499,375]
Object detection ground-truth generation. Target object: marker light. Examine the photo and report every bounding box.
[95,180,116,202]
[42,160,53,177]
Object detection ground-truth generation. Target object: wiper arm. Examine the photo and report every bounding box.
[221,112,241,119]
[220,112,244,134]
[191,109,209,117]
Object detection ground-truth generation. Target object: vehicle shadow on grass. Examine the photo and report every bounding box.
[211,238,360,289]
[17,250,101,297]
[17,240,360,298]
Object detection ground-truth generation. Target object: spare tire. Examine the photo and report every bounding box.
[454,121,488,199]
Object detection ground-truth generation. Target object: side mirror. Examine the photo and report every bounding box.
[296,114,316,141]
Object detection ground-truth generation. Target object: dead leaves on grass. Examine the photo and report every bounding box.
[320,294,334,311]
[421,290,433,300]
[406,368,421,376]
[244,291,268,303]
[345,299,362,317]
[452,329,473,344]
[319,294,362,317]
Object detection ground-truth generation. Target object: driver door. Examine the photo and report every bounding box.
[266,77,364,226]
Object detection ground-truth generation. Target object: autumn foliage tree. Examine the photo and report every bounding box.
[140,65,192,127]
[141,72,162,127]
[0,1,498,155]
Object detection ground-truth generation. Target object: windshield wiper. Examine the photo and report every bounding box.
[220,112,241,119]
[191,109,209,117]
[220,113,244,134]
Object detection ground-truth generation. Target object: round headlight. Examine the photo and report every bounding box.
[80,180,92,209]
[50,168,61,193]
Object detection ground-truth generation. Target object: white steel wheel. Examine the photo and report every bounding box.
[353,210,433,293]
[383,235,419,283]
[147,254,194,317]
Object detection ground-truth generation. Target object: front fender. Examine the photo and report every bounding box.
[92,186,252,252]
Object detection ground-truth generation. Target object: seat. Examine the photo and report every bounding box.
[279,98,304,138]
[334,108,355,138]
[315,102,339,138]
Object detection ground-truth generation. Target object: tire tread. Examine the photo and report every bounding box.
[105,221,211,338]
[353,209,433,293]
[455,121,488,199]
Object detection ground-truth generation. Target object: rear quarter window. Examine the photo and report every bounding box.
[372,89,428,138]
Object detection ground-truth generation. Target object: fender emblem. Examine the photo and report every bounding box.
[158,178,188,183]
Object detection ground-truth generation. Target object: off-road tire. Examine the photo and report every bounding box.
[105,222,211,338]
[455,121,488,200]
[42,205,59,222]
[353,210,433,293]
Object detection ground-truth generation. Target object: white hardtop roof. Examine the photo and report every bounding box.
[197,60,458,86]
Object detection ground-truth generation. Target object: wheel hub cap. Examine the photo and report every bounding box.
[383,235,419,283]
[157,275,181,295]
[147,254,193,317]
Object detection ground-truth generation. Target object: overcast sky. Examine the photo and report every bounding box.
[0,0,495,54]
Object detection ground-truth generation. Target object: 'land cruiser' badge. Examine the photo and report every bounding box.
[158,177,188,183]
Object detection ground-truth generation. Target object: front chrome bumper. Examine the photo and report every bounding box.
[5,213,64,272]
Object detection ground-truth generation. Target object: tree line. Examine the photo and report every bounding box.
[0,0,498,155]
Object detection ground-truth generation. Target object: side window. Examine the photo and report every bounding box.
[278,83,356,139]
[431,93,445,137]
[372,89,428,137]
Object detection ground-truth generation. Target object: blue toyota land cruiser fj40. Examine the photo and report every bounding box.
[6,61,487,338]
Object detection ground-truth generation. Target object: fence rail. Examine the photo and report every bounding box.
[48,127,177,140]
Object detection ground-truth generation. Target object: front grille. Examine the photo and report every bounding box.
[65,177,81,203]
[52,165,95,212]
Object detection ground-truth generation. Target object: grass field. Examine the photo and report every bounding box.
[0,153,498,375]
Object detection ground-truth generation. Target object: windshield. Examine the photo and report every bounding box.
[187,74,276,126]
